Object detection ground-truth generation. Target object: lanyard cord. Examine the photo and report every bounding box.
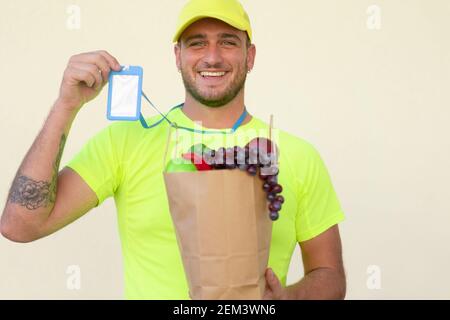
[139,91,248,134]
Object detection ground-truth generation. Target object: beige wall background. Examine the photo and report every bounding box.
[1,0,449,299]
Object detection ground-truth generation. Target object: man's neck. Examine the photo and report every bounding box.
[182,92,252,129]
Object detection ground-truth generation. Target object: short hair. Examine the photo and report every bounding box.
[245,34,251,48]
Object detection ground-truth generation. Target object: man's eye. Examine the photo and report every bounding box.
[190,42,205,47]
[222,41,236,46]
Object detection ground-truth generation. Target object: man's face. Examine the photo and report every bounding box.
[175,18,256,107]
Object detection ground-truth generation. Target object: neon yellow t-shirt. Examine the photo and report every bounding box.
[66,107,345,299]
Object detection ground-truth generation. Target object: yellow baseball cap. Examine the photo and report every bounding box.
[173,0,252,43]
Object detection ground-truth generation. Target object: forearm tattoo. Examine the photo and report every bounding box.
[8,134,67,210]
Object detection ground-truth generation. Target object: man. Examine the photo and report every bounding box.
[1,0,346,299]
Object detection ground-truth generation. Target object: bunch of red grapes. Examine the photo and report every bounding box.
[199,138,283,221]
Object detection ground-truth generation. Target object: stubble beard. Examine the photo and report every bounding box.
[181,62,248,108]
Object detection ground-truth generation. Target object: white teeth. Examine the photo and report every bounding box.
[200,71,226,77]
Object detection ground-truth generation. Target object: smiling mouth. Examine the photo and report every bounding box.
[198,71,228,78]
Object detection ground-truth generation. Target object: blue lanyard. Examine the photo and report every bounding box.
[139,91,248,134]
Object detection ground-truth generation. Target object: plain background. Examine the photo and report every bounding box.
[1,0,449,299]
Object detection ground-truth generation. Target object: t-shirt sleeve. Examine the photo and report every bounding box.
[295,143,345,242]
[65,124,122,207]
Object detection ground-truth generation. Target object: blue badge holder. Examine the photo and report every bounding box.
[107,65,143,121]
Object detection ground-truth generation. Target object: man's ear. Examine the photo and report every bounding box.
[174,43,181,71]
[247,44,256,71]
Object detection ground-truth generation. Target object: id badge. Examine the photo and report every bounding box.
[107,65,143,121]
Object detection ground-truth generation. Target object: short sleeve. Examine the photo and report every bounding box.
[295,144,345,242]
[65,125,122,207]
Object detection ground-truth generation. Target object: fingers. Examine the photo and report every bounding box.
[66,66,97,88]
[95,50,122,71]
[59,50,122,109]
[265,268,283,298]
[68,50,121,87]
[70,62,103,89]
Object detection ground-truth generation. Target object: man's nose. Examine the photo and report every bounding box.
[202,44,224,66]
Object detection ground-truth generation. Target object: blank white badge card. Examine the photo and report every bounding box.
[107,65,143,121]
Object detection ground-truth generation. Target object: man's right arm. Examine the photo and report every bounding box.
[0,50,121,242]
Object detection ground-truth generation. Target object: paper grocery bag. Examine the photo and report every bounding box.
[163,169,273,300]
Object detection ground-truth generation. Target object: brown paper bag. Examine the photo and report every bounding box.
[163,169,273,300]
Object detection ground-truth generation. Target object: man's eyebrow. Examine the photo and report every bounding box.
[218,33,242,42]
[183,34,207,43]
[183,33,242,43]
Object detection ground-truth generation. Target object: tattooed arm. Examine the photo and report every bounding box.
[0,50,121,242]
[0,103,76,242]
[8,130,67,211]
